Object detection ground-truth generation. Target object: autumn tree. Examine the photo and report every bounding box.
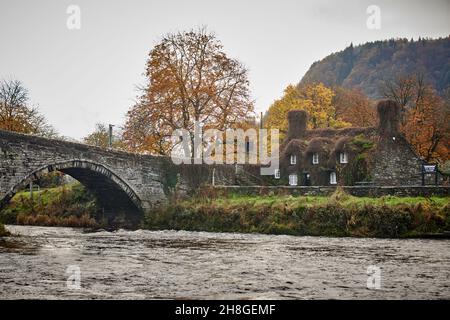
[123,28,254,156]
[297,83,350,129]
[265,83,349,139]
[264,85,301,138]
[333,87,377,127]
[402,88,449,163]
[83,123,126,149]
[0,79,55,137]
[382,74,450,163]
[380,73,424,124]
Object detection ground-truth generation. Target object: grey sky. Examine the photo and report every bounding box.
[0,0,449,139]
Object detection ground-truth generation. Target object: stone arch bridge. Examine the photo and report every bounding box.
[0,130,182,225]
[0,130,238,225]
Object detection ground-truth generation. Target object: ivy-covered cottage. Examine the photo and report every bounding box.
[275,100,439,186]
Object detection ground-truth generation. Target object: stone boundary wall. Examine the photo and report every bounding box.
[212,185,450,197]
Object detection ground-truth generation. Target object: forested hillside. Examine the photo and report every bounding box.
[299,37,450,98]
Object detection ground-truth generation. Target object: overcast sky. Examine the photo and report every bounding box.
[0,0,449,139]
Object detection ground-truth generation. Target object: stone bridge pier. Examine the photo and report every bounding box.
[0,130,172,226]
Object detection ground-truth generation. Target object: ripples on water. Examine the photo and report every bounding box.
[0,225,449,299]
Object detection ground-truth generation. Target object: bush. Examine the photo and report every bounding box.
[1,183,100,228]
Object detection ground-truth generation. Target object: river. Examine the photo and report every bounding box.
[0,225,449,299]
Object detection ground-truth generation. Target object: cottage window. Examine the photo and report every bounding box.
[289,174,298,186]
[290,155,297,165]
[339,152,348,164]
[274,169,281,179]
[312,153,319,164]
[330,172,337,185]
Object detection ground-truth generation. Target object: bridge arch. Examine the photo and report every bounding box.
[1,159,144,222]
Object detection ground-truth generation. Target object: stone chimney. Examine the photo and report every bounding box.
[286,110,307,140]
[377,100,401,137]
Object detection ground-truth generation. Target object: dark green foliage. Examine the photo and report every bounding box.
[337,43,354,83]
[359,204,413,237]
[339,133,377,184]
[352,134,375,150]
[160,159,180,195]
[300,37,450,98]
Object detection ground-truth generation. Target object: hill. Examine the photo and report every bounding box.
[299,37,450,98]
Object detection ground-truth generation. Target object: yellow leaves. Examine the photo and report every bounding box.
[123,28,254,156]
[265,83,351,138]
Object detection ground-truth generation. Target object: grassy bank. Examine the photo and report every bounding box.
[143,189,450,238]
[0,183,98,228]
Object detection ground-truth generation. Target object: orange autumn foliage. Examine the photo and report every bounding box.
[401,88,450,163]
[123,28,254,156]
[382,73,449,164]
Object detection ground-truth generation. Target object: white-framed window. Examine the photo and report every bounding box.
[289,174,298,186]
[330,172,337,185]
[290,154,297,165]
[339,152,348,164]
[312,153,319,164]
[274,169,281,179]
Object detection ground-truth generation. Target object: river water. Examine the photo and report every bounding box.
[0,225,449,299]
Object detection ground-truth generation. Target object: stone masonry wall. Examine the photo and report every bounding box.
[213,185,450,197]
[372,136,424,186]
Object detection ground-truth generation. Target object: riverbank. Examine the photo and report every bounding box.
[1,184,449,238]
[0,183,98,228]
[143,188,450,238]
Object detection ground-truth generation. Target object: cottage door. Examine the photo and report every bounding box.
[303,173,311,186]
